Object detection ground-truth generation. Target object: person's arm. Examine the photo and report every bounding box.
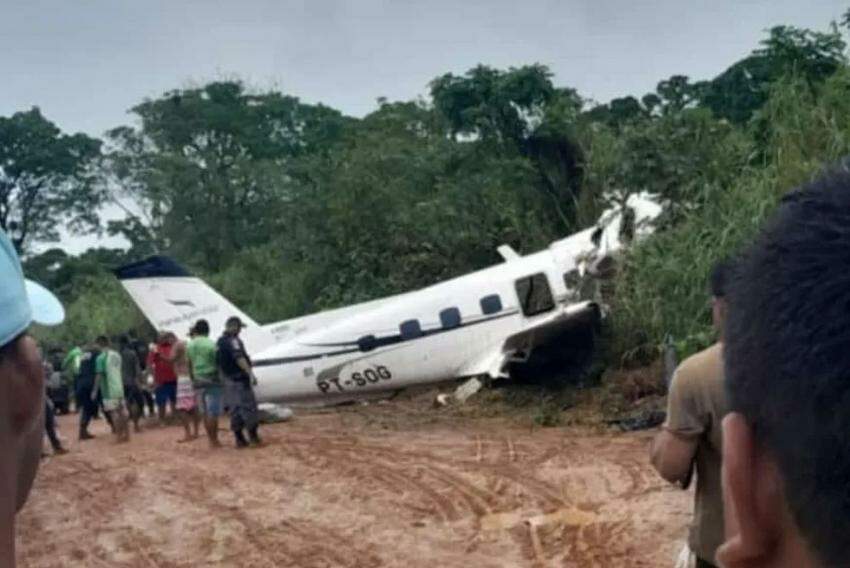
[650,368,702,486]
[222,337,257,385]
[650,430,698,485]
[236,356,257,385]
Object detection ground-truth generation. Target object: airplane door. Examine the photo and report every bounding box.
[514,272,556,318]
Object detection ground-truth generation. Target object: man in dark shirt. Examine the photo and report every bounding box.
[119,335,145,432]
[75,345,100,440]
[217,316,261,448]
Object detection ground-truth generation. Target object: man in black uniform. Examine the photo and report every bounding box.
[217,316,261,448]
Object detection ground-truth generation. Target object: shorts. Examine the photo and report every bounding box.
[201,385,224,417]
[176,376,197,411]
[102,398,124,412]
[155,382,177,407]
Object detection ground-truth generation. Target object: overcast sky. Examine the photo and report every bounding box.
[2,0,846,253]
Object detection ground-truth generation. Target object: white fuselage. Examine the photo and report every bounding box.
[252,243,575,403]
[116,193,661,406]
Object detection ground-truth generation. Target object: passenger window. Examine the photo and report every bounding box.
[515,273,555,316]
[480,294,502,315]
[439,307,461,329]
[400,319,423,339]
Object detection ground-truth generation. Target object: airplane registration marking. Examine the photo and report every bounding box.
[318,366,393,394]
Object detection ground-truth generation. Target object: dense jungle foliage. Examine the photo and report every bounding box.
[6,20,850,367]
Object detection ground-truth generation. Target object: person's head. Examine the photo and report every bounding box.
[0,230,63,549]
[193,319,210,337]
[95,335,109,349]
[225,316,244,336]
[709,258,732,335]
[720,165,850,568]
[118,335,130,350]
[157,331,175,346]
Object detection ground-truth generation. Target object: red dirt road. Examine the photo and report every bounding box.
[17,404,691,567]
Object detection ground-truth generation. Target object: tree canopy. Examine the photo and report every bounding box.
[0,108,102,252]
[18,19,850,366]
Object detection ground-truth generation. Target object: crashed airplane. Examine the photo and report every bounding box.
[114,194,661,405]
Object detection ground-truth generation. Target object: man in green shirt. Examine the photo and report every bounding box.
[187,319,222,448]
[94,336,129,443]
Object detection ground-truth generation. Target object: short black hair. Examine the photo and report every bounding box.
[194,319,210,335]
[95,335,109,346]
[724,164,850,566]
[709,258,732,298]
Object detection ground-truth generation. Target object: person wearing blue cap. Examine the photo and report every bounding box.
[0,230,64,567]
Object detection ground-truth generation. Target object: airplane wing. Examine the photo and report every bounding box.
[459,301,601,379]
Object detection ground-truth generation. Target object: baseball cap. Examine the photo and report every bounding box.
[226,316,247,328]
[0,231,65,348]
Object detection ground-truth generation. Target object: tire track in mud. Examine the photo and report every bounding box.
[284,437,485,521]
[278,433,667,566]
[282,435,566,516]
[19,415,690,568]
[157,458,385,568]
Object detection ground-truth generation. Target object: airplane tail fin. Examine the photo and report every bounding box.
[114,256,274,352]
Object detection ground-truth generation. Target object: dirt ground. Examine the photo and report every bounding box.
[17,397,691,568]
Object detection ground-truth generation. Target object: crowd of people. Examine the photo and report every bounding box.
[49,316,263,451]
[6,165,850,567]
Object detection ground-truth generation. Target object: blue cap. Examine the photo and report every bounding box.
[0,231,65,347]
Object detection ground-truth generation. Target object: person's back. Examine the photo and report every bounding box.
[666,343,727,564]
[188,334,218,385]
[75,347,101,439]
[189,320,223,447]
[652,260,731,567]
[97,347,123,402]
[216,333,249,382]
[120,346,140,389]
[77,348,100,390]
[62,346,82,380]
[147,341,176,386]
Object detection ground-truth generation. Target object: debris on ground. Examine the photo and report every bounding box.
[607,409,666,431]
[257,403,295,423]
[454,377,484,403]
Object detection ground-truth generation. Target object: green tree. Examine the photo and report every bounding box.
[701,25,846,123]
[431,65,585,228]
[0,107,102,252]
[430,64,556,147]
[105,81,351,271]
